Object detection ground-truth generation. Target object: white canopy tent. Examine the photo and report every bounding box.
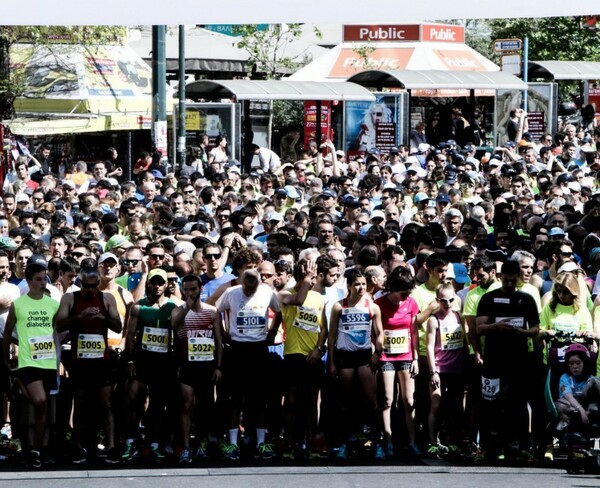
[289,41,500,82]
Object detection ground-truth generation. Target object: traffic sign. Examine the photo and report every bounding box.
[493,38,522,52]
[501,54,521,75]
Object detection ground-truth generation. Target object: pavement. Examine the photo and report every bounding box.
[0,460,592,488]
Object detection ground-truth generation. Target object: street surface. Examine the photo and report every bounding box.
[0,463,596,488]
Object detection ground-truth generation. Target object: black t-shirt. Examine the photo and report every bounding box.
[476,288,539,370]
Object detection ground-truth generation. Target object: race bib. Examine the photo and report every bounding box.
[236,307,267,338]
[497,317,524,328]
[340,308,370,347]
[29,335,56,361]
[142,327,169,353]
[440,323,463,351]
[383,329,409,355]
[188,337,215,362]
[481,376,500,401]
[293,306,320,333]
[77,333,104,359]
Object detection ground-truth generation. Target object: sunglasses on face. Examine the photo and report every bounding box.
[437,297,455,304]
[167,277,179,283]
[261,273,274,279]
[204,253,221,260]
[70,252,88,259]
[123,259,141,266]
[149,254,165,260]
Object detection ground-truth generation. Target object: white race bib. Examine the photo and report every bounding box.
[383,329,409,355]
[29,335,56,361]
[142,327,169,353]
[188,336,215,362]
[293,306,320,333]
[440,323,463,351]
[77,333,104,359]
[481,376,500,401]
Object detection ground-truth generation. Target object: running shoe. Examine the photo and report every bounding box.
[105,448,121,465]
[121,442,138,462]
[385,442,395,459]
[28,450,42,469]
[194,445,209,460]
[150,445,166,461]
[256,443,276,460]
[408,444,422,458]
[374,444,385,460]
[71,447,87,464]
[282,448,295,461]
[544,449,554,462]
[222,443,240,461]
[179,448,192,464]
[336,444,348,460]
[427,444,443,459]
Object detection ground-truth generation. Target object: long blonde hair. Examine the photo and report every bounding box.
[550,272,581,313]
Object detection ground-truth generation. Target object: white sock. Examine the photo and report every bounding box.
[229,428,239,446]
[256,428,266,446]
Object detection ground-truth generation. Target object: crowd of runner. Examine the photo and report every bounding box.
[2,111,600,469]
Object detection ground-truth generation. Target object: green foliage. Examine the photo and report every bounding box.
[489,17,600,101]
[272,99,303,129]
[353,42,377,68]
[489,17,600,63]
[233,24,319,80]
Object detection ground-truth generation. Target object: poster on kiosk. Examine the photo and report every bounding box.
[345,95,401,161]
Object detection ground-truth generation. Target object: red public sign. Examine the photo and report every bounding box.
[343,24,420,42]
[343,24,464,43]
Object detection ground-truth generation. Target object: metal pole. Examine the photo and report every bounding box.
[522,36,529,112]
[178,25,186,169]
[152,26,167,164]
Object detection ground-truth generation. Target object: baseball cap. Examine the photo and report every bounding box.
[321,189,337,199]
[284,185,300,199]
[26,254,48,271]
[548,227,566,237]
[414,192,430,204]
[268,212,284,222]
[151,169,165,179]
[105,234,132,252]
[343,195,360,208]
[557,262,580,274]
[389,146,399,155]
[370,210,385,222]
[417,143,431,153]
[445,171,457,183]
[436,193,451,203]
[148,268,168,283]
[453,263,470,284]
[98,252,119,265]
[274,188,287,197]
[0,237,17,251]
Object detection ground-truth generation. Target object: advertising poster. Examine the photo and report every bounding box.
[303,101,332,147]
[345,95,398,158]
[496,83,554,145]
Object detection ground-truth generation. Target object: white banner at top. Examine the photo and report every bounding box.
[4,0,597,25]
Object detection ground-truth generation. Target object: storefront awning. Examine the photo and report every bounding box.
[347,69,527,90]
[6,114,153,136]
[185,80,376,101]
[528,60,600,80]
